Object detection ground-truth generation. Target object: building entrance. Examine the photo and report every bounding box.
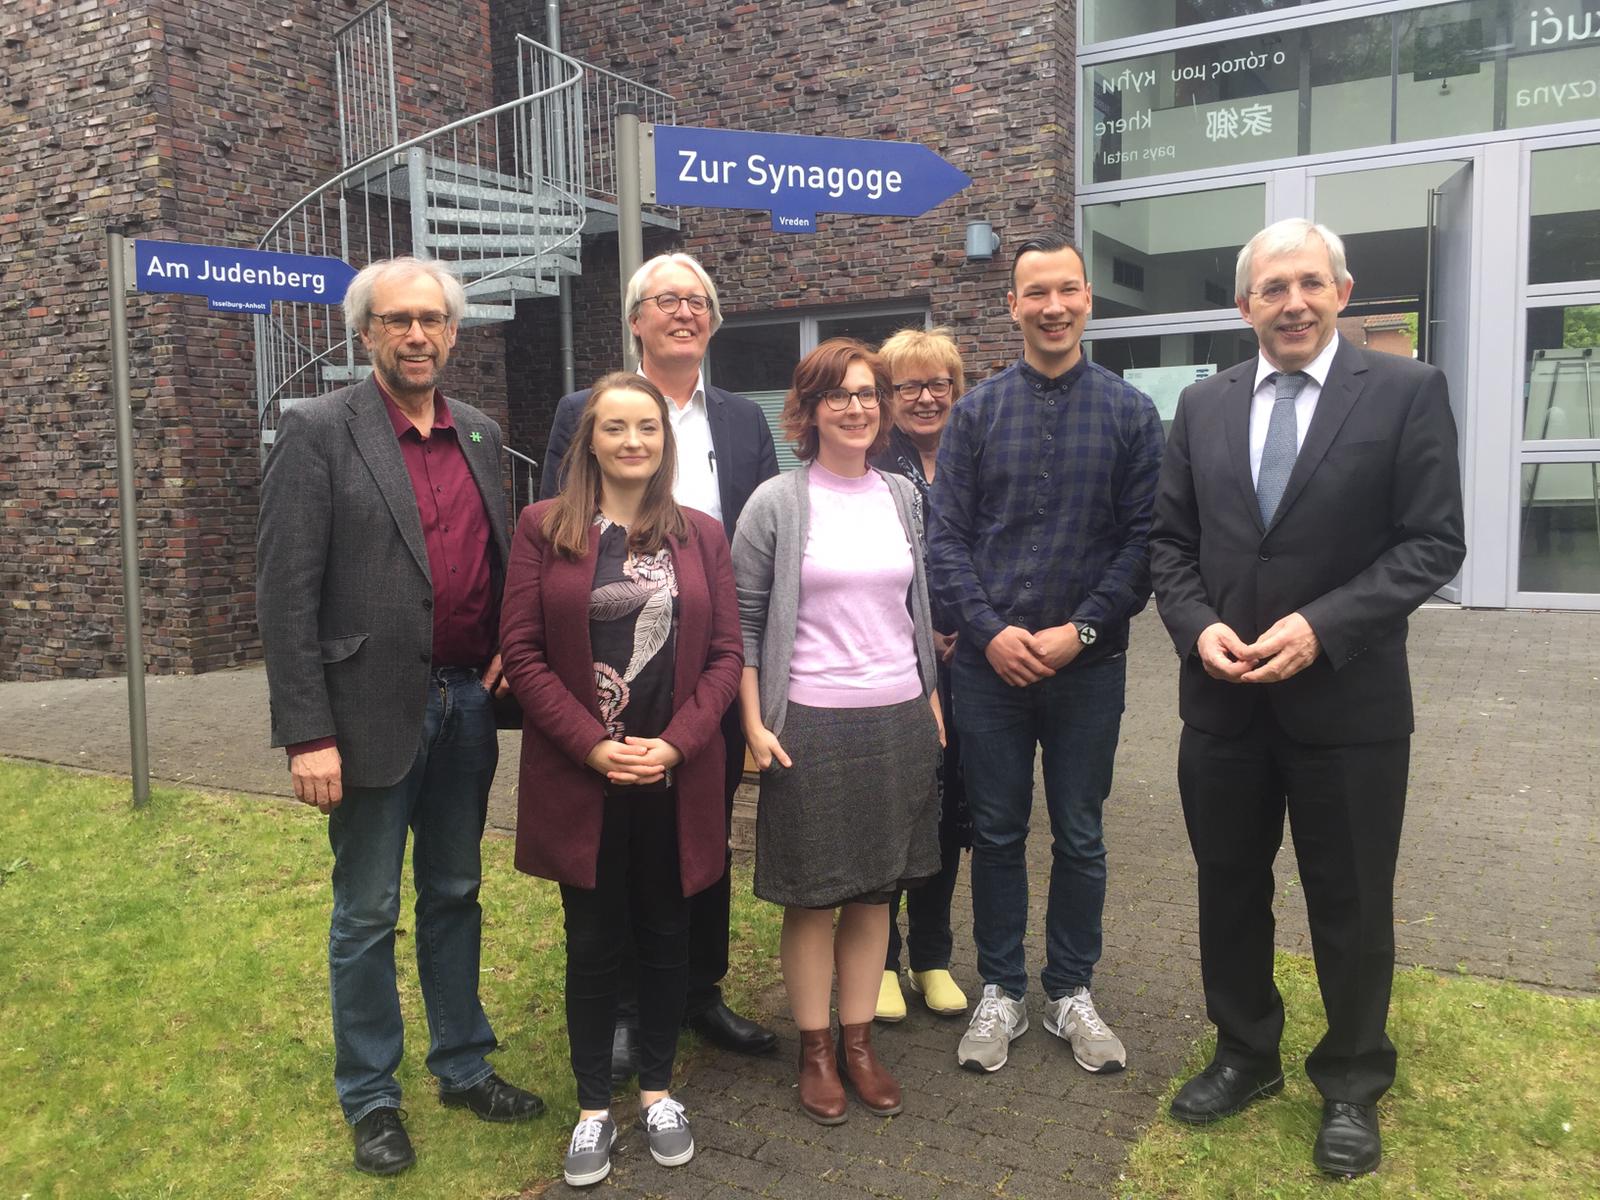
[1312,157,1475,600]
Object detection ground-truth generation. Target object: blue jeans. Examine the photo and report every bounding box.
[326,667,500,1124]
[954,649,1126,1000]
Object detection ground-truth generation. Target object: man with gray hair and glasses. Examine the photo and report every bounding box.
[259,256,544,1177]
[542,252,780,1070]
[1150,219,1465,1177]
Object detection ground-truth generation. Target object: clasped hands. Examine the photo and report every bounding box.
[1196,612,1320,684]
[585,735,683,785]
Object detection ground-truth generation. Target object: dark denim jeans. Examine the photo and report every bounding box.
[326,667,499,1124]
[953,649,1126,1000]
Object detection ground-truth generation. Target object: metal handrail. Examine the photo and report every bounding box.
[257,60,586,251]
[254,33,590,439]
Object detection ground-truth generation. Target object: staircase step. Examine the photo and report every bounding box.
[425,179,566,209]
[422,231,580,254]
[425,205,570,230]
[447,253,579,279]
[462,302,516,325]
[467,275,560,303]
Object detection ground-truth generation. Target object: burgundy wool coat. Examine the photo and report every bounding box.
[499,501,744,895]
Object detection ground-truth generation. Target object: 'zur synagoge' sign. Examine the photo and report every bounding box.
[1087,0,1600,182]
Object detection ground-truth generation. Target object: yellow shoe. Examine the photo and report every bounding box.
[875,969,907,1023]
[908,968,968,1016]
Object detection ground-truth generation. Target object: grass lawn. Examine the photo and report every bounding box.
[0,759,780,1199]
[1118,954,1600,1199]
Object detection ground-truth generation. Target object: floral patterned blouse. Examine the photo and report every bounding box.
[589,517,679,794]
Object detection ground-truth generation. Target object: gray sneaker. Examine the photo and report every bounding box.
[563,1112,618,1187]
[641,1096,695,1167]
[957,983,1029,1072]
[1044,986,1127,1073]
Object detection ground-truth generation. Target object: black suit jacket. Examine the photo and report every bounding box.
[257,377,510,787]
[1149,339,1466,746]
[539,382,779,540]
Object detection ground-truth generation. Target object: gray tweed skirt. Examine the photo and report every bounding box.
[754,696,942,909]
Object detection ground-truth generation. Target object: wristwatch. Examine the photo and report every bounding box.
[1073,621,1098,647]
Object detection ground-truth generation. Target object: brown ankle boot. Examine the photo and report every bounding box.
[837,1021,903,1116]
[796,1027,847,1124]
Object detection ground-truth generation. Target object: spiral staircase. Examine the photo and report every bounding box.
[252,0,677,481]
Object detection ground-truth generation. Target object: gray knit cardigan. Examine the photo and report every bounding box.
[729,464,938,739]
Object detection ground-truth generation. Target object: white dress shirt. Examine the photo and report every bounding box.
[1249,335,1341,486]
[648,368,723,523]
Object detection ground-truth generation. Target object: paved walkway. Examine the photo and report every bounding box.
[3,608,1596,1196]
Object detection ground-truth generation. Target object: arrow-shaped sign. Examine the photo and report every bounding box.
[133,239,357,313]
[649,125,971,234]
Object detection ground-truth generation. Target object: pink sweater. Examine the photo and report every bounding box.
[788,464,922,709]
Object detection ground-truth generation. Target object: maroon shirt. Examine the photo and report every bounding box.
[381,386,497,668]
[287,386,496,759]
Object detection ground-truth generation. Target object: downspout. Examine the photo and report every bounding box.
[549,0,577,394]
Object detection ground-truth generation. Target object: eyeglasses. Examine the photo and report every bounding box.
[893,378,954,401]
[816,387,884,411]
[372,310,450,335]
[639,292,711,316]
[1249,276,1333,304]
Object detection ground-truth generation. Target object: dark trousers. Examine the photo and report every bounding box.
[559,791,689,1110]
[1179,706,1409,1106]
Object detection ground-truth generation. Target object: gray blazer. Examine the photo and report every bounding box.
[256,376,510,788]
[730,465,938,738]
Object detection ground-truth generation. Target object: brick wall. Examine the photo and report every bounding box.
[498,0,1077,471]
[0,0,504,680]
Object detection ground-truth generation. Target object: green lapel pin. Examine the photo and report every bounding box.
[469,430,483,443]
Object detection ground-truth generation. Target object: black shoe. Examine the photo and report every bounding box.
[611,1018,641,1085]
[440,1072,546,1123]
[352,1107,414,1176]
[687,1001,778,1055]
[1314,1101,1381,1177]
[1169,1060,1285,1125]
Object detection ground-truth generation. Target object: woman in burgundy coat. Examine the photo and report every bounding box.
[499,373,743,1187]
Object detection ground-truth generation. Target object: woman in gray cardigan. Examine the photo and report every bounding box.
[731,339,943,1126]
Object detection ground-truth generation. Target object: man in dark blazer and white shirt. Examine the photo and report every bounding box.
[542,252,780,1064]
[258,258,542,1176]
[1149,220,1465,1178]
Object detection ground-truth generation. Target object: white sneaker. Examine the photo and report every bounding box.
[1043,986,1126,1073]
[956,983,1028,1072]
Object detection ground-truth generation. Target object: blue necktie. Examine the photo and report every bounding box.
[1256,371,1308,526]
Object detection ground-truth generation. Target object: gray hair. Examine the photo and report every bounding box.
[343,257,468,330]
[1234,219,1352,302]
[624,253,724,360]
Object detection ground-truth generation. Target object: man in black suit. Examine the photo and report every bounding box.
[1149,219,1465,1177]
[542,252,780,1065]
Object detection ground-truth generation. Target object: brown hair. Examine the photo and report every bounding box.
[878,325,966,405]
[780,338,893,463]
[541,372,690,559]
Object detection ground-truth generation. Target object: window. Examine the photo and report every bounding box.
[1083,0,1304,47]
[1083,1,1600,184]
[1086,328,1260,426]
[1082,185,1265,318]
[1529,144,1600,284]
[709,307,928,471]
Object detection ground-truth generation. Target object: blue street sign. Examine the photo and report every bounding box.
[651,125,971,234]
[132,239,357,313]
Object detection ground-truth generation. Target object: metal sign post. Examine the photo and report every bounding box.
[106,227,151,808]
[102,235,356,808]
[616,101,645,374]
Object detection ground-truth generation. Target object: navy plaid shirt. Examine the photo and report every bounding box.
[927,356,1164,661]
